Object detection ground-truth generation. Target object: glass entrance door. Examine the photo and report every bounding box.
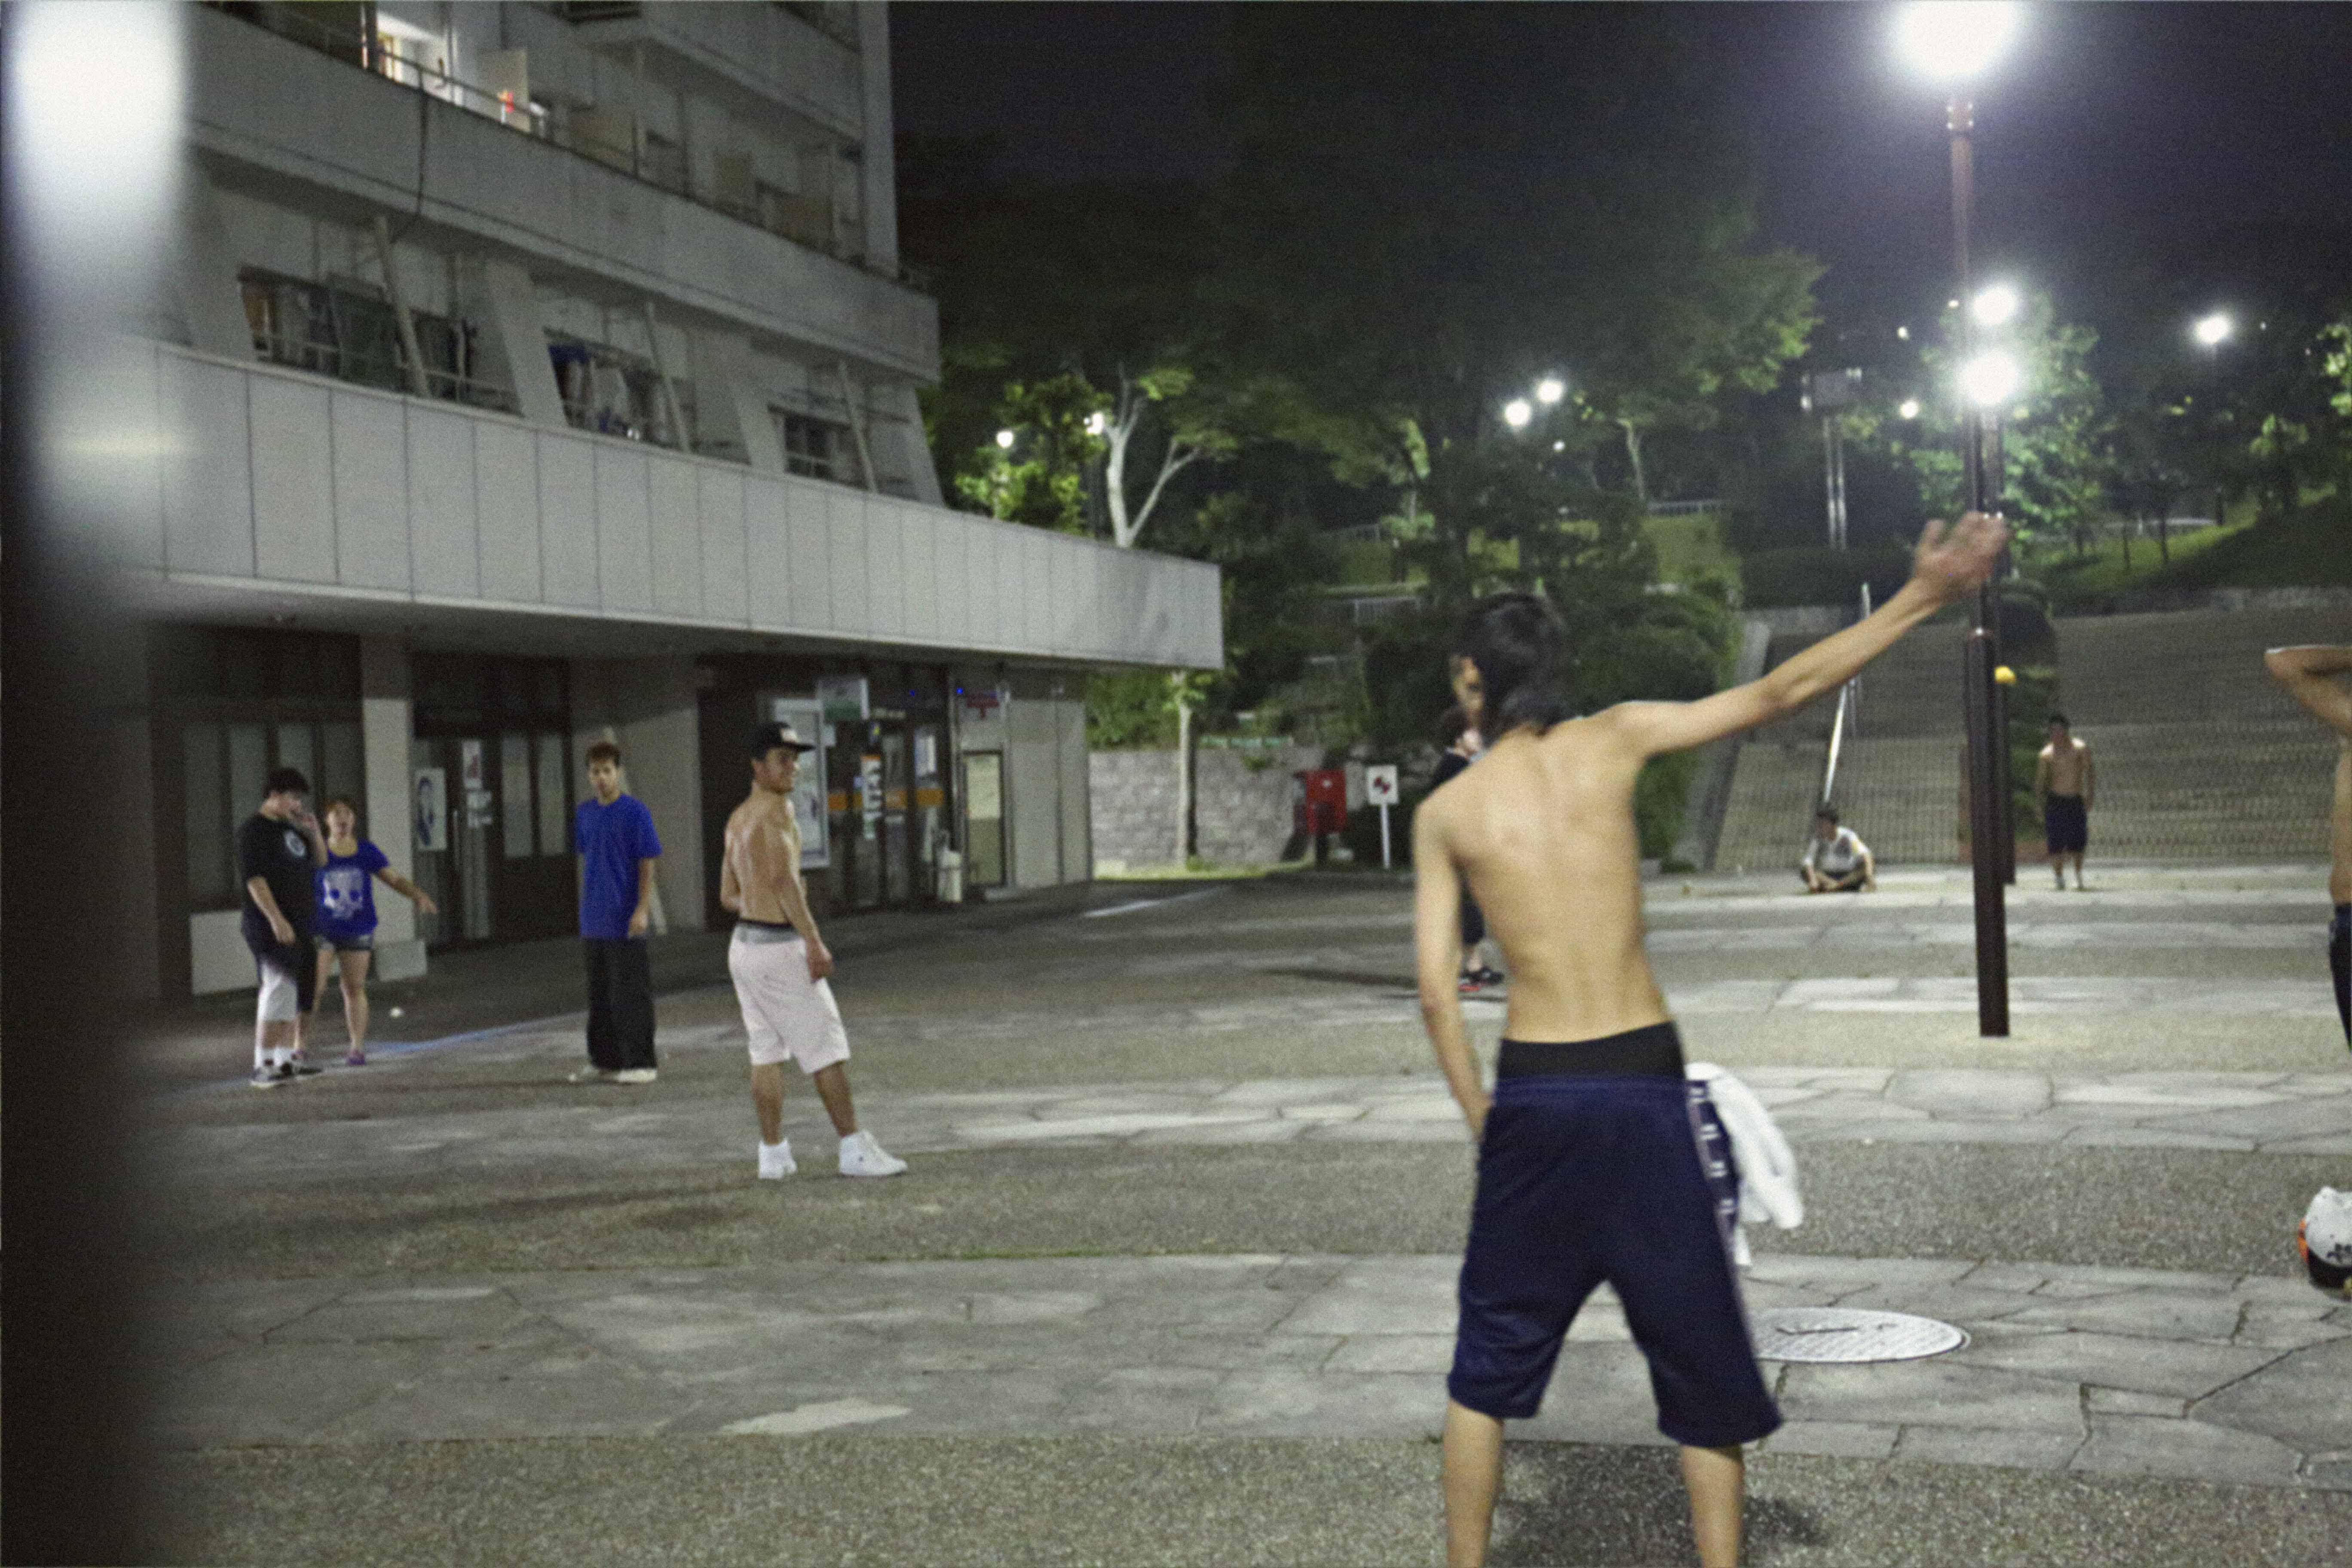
[409,732,574,949]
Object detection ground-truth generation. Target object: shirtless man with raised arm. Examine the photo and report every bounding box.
[2261,645,2352,1045]
[720,722,906,1180]
[1414,512,2006,1568]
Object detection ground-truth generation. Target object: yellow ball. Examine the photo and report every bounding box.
[1993,665,2017,686]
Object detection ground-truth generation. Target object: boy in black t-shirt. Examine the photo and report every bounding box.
[240,767,326,1087]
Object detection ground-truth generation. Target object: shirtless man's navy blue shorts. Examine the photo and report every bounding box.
[1449,1021,1782,1449]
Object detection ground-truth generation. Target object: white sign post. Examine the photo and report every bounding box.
[1366,764,1400,868]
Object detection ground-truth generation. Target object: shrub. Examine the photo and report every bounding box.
[1739,546,1913,609]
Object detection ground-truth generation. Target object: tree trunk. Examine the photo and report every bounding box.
[1619,420,1650,511]
[1172,676,1193,867]
[2158,508,2169,564]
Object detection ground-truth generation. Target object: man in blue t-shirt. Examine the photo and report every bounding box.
[573,740,663,1084]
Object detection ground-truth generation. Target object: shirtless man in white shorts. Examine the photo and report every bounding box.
[721,722,906,1180]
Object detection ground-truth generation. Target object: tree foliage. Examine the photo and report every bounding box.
[1878,293,2113,557]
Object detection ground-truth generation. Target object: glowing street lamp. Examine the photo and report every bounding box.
[1534,376,1565,405]
[1501,398,1533,430]
[1897,0,2023,1030]
[1971,283,2020,328]
[1893,1,2022,82]
[994,428,1016,450]
[1899,398,1923,420]
[2193,312,2233,348]
[1959,349,2022,408]
[1084,411,1108,436]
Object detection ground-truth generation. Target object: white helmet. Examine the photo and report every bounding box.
[2300,1188,2352,1299]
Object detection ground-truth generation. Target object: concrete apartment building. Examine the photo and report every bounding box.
[99,1,1221,1000]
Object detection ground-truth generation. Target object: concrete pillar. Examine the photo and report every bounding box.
[855,3,900,274]
[474,258,568,429]
[177,166,254,361]
[361,638,427,981]
[570,657,706,931]
[690,331,787,477]
[871,382,945,506]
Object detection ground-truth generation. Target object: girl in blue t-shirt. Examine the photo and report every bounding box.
[311,798,438,1066]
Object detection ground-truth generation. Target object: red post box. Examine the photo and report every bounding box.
[1293,769,1348,839]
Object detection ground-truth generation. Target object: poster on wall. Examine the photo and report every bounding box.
[413,767,449,852]
[816,675,870,723]
[768,696,830,869]
[459,738,493,828]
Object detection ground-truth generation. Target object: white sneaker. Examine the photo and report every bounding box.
[568,1066,619,1084]
[837,1130,907,1178]
[612,1068,658,1084]
[758,1140,796,1180]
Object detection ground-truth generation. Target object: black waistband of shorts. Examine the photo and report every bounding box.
[734,917,796,933]
[1498,1022,1685,1079]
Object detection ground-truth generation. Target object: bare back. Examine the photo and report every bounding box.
[721,789,800,924]
[1424,717,1666,1041]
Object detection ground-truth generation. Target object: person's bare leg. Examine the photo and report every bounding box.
[338,949,371,1054]
[810,1062,859,1136]
[2072,851,2087,889]
[750,1061,787,1144]
[1680,1443,1745,1568]
[1442,1399,1504,1568]
[2050,850,2066,888]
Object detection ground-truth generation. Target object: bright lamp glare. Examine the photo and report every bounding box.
[2193,313,2233,347]
[1971,284,2021,328]
[1899,398,1923,420]
[1535,377,1565,405]
[994,429,1016,450]
[1084,411,1107,436]
[1959,350,2022,408]
[1502,399,1533,430]
[1895,1,2022,82]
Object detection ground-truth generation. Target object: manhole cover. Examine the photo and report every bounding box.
[1750,1307,1968,1363]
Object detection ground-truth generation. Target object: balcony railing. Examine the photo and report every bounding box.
[205,3,923,287]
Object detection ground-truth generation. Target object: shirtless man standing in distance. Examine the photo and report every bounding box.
[2262,645,2352,1045]
[721,722,906,1180]
[2034,714,2096,889]
[1414,512,2007,1568]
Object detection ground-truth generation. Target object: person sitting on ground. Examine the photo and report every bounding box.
[309,797,438,1066]
[1432,698,1501,991]
[1799,806,1875,893]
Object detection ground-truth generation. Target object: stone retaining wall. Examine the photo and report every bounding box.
[1089,746,1327,870]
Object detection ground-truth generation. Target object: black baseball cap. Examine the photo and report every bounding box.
[748,721,818,758]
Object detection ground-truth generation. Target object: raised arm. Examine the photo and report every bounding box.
[1601,513,2009,761]
[1412,798,1487,1139]
[2264,645,2352,739]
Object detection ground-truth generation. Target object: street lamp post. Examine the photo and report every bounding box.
[1899,0,2020,1037]
[2194,312,2233,539]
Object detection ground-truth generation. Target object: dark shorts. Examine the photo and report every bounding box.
[2330,904,2349,1046]
[316,931,375,954]
[2045,794,2089,854]
[1448,1022,1781,1449]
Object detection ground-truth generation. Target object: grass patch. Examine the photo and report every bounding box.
[2037,496,2352,606]
[1643,509,1736,589]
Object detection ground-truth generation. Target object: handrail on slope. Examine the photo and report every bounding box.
[1820,582,1870,806]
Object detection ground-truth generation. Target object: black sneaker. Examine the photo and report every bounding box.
[289,1060,326,1077]
[1471,967,1505,989]
[1458,970,1486,994]
[249,1064,296,1089]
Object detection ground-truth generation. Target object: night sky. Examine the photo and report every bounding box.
[892,3,2352,334]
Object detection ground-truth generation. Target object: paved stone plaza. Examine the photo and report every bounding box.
[140,866,2352,1565]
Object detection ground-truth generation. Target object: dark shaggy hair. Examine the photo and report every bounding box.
[1435,703,1472,747]
[2047,711,2070,730]
[263,766,310,799]
[1455,592,1575,737]
[585,740,623,766]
